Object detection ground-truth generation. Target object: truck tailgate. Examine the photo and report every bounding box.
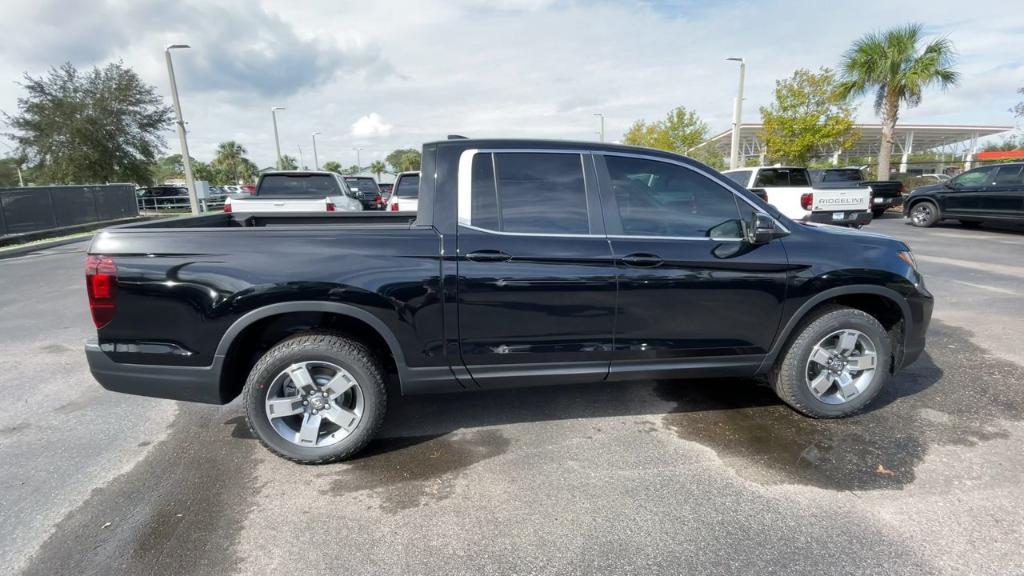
[810,188,870,212]
[229,197,330,212]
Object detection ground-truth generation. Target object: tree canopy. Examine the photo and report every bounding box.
[211,141,257,184]
[622,106,723,168]
[386,148,421,172]
[369,160,387,180]
[759,68,859,166]
[837,23,958,177]
[4,61,172,186]
[279,155,298,170]
[322,160,343,174]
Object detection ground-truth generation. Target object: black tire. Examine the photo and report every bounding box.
[907,200,940,227]
[959,220,982,229]
[771,306,891,418]
[243,332,386,464]
[872,208,886,218]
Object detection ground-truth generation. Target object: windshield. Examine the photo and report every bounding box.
[343,177,381,195]
[257,174,340,196]
[394,174,420,198]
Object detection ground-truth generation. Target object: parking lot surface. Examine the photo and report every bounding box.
[2,214,1023,575]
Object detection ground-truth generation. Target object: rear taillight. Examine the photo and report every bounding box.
[85,255,117,329]
[326,201,336,212]
[390,202,399,211]
[223,199,232,213]
[800,192,813,211]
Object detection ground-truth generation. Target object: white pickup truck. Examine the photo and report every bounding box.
[224,171,363,213]
[723,166,872,227]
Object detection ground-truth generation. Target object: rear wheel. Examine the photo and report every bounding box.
[908,200,940,227]
[244,332,386,464]
[872,208,887,218]
[771,307,891,418]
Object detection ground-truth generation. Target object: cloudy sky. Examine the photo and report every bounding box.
[1,0,1021,169]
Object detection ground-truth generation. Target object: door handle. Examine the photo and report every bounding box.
[620,253,663,267]
[466,250,512,262]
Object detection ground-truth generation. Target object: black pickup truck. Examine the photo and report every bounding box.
[810,168,905,218]
[85,139,932,463]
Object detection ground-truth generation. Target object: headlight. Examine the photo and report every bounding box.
[897,250,917,271]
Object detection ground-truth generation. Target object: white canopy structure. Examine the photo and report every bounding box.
[695,123,1014,171]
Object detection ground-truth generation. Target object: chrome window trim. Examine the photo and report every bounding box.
[598,150,791,235]
[457,148,593,234]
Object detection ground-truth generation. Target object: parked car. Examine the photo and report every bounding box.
[342,176,385,210]
[723,166,872,227]
[136,186,189,209]
[903,162,1024,228]
[386,171,420,212]
[225,171,363,213]
[809,167,904,218]
[378,182,394,199]
[917,173,951,183]
[85,139,932,464]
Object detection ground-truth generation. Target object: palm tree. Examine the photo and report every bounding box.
[213,141,248,183]
[322,160,342,174]
[837,23,958,178]
[369,160,387,181]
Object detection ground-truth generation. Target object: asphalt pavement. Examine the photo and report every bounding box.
[2,214,1023,575]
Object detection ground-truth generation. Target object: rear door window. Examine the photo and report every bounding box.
[257,174,340,196]
[394,175,420,198]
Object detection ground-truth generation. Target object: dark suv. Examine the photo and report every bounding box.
[904,162,1024,227]
[342,176,384,210]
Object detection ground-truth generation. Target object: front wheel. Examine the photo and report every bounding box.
[771,307,891,418]
[908,201,940,227]
[244,333,386,464]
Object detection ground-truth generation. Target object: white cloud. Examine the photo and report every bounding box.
[350,113,394,138]
[1,0,1021,169]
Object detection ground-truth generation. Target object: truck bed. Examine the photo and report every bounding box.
[107,211,418,230]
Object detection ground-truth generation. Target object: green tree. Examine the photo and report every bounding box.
[837,23,959,178]
[279,154,298,170]
[4,61,173,185]
[622,106,709,155]
[0,157,26,187]
[369,160,387,180]
[759,68,859,165]
[386,148,421,172]
[322,160,342,174]
[211,141,257,184]
[342,164,360,176]
[1013,87,1023,119]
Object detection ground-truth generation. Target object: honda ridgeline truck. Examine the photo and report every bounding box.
[85,139,933,463]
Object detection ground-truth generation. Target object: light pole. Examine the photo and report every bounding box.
[165,44,199,214]
[593,113,605,142]
[271,106,285,169]
[298,145,304,170]
[726,57,746,170]
[352,147,363,172]
[311,132,321,170]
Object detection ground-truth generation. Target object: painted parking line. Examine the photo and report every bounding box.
[916,254,1024,278]
[950,279,1021,296]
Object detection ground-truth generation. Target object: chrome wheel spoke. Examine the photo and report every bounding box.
[809,346,832,367]
[321,405,359,432]
[287,363,318,394]
[323,372,356,399]
[836,331,859,355]
[846,351,877,371]
[809,370,833,397]
[267,397,304,419]
[836,372,858,400]
[297,412,322,445]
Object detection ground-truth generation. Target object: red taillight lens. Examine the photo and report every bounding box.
[390,202,399,211]
[85,255,117,329]
[326,201,336,212]
[800,192,813,211]
[223,199,232,213]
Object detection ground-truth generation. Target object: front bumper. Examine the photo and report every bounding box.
[900,285,934,369]
[873,195,904,210]
[806,210,873,227]
[86,340,226,404]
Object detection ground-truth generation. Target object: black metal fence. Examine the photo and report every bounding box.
[0,184,139,237]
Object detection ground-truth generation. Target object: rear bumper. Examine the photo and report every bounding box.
[86,340,225,404]
[873,195,904,210]
[805,210,873,227]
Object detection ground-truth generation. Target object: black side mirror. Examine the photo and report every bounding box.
[745,213,778,244]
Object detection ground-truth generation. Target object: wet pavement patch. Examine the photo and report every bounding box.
[325,429,510,513]
[656,321,1024,491]
[20,406,259,576]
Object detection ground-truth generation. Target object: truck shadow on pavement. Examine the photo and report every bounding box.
[300,320,1024,499]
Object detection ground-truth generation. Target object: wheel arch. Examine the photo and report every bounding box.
[215,302,408,403]
[760,285,912,375]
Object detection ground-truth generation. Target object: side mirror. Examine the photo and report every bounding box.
[745,213,778,245]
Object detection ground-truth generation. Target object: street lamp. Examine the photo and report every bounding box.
[593,113,605,142]
[726,57,746,170]
[352,147,363,172]
[311,132,321,170]
[165,44,199,214]
[298,145,304,170]
[271,106,285,169]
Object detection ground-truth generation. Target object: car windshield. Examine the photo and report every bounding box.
[343,177,381,195]
[394,175,420,198]
[257,174,340,196]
